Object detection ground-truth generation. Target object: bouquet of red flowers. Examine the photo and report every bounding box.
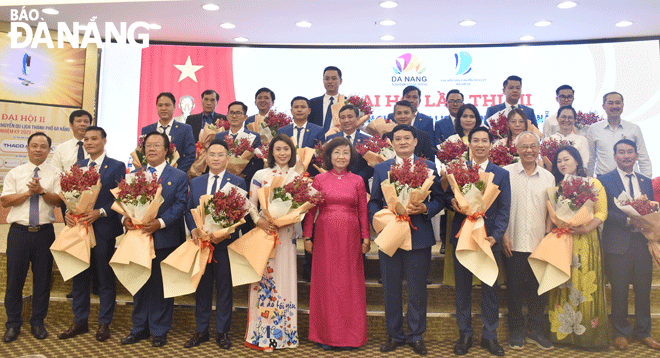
[59,164,101,206]
[355,135,395,167]
[488,112,508,140]
[345,95,374,117]
[247,110,292,145]
[226,135,257,176]
[204,187,250,229]
[555,176,598,212]
[540,137,572,169]
[653,177,660,202]
[365,117,396,138]
[131,135,179,169]
[618,197,659,216]
[445,160,483,195]
[255,144,269,160]
[272,175,327,209]
[575,111,604,130]
[614,193,660,267]
[436,139,468,165]
[311,141,328,173]
[489,142,518,167]
[390,158,431,199]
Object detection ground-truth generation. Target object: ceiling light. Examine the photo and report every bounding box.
[202,3,220,11]
[220,22,235,29]
[380,35,395,41]
[459,20,476,27]
[234,36,248,42]
[149,23,161,30]
[41,8,59,15]
[616,20,633,27]
[557,1,577,9]
[535,20,551,27]
[520,35,535,41]
[379,19,396,26]
[296,21,311,28]
[379,1,398,9]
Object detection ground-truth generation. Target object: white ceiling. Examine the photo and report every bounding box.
[1,0,659,46]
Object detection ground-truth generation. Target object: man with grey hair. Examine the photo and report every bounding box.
[502,131,555,351]
[586,91,651,177]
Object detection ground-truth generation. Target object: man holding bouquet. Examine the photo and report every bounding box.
[59,126,126,342]
[600,139,659,351]
[447,127,510,356]
[368,124,445,355]
[183,138,247,350]
[120,132,188,347]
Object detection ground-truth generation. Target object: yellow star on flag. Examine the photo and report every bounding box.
[174,56,203,82]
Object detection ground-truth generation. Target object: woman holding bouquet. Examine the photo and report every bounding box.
[548,146,609,349]
[245,134,300,350]
[302,137,370,350]
[547,106,589,169]
[495,108,528,148]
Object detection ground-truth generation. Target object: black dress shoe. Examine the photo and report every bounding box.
[31,325,48,340]
[3,327,20,343]
[96,323,110,342]
[66,291,73,299]
[120,330,149,345]
[184,331,209,348]
[454,335,473,355]
[409,339,428,355]
[481,338,505,356]
[380,337,405,352]
[216,332,232,349]
[152,335,167,347]
[58,321,89,339]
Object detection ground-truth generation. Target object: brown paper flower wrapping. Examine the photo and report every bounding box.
[160,194,245,298]
[365,117,396,138]
[246,115,273,145]
[614,194,660,268]
[293,147,316,175]
[131,149,179,169]
[312,164,327,174]
[373,176,434,257]
[108,186,163,295]
[226,151,254,177]
[447,172,501,287]
[188,147,208,180]
[528,187,595,295]
[50,180,101,281]
[199,126,221,144]
[528,119,544,139]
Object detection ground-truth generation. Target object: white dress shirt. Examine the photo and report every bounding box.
[542,114,559,137]
[2,162,61,225]
[51,137,89,172]
[322,94,340,125]
[616,167,641,199]
[586,119,651,177]
[504,161,555,253]
[145,161,168,228]
[157,119,174,137]
[292,122,308,148]
[207,170,226,194]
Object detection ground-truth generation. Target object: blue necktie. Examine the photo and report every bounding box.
[295,127,303,147]
[210,175,219,195]
[77,141,84,162]
[160,125,169,135]
[148,167,156,175]
[346,135,352,145]
[29,167,40,227]
[89,161,96,168]
[323,97,334,132]
[627,174,635,198]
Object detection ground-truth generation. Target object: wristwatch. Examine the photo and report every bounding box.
[38,190,46,196]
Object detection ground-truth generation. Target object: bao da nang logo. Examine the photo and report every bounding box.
[392,53,427,84]
[454,51,472,75]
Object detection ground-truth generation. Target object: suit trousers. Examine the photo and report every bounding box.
[454,248,500,339]
[195,243,233,333]
[504,251,547,335]
[379,247,432,342]
[605,234,652,339]
[4,224,55,329]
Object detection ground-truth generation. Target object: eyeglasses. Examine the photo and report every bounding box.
[558,95,574,100]
[228,111,244,116]
[448,100,463,105]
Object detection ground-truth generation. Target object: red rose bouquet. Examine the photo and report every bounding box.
[162,184,251,298]
[226,135,257,176]
[575,111,604,130]
[489,142,518,167]
[614,193,660,265]
[108,170,164,295]
[540,137,572,169]
[356,135,395,167]
[488,112,508,140]
[247,110,292,145]
[311,141,328,173]
[345,94,374,117]
[437,139,468,165]
[445,159,502,286]
[131,135,179,169]
[50,164,103,281]
[652,177,660,202]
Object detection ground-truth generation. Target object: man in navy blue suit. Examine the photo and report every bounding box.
[183,139,246,350]
[308,66,343,134]
[277,96,325,151]
[600,139,660,351]
[58,126,125,342]
[434,89,463,146]
[485,76,538,128]
[245,87,275,127]
[387,85,434,139]
[383,101,435,160]
[447,127,510,356]
[142,92,196,174]
[120,132,188,348]
[186,89,228,142]
[369,124,445,355]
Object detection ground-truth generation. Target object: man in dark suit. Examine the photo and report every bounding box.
[387,86,434,139]
[142,92,196,174]
[368,124,445,355]
[58,126,125,342]
[183,139,246,350]
[186,89,228,142]
[599,139,660,351]
[308,66,343,134]
[383,100,435,160]
[447,127,510,356]
[245,87,275,127]
[485,75,538,128]
[278,96,325,150]
[434,89,463,146]
[120,131,189,348]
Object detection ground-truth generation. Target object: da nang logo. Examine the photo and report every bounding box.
[393,53,426,74]
[454,51,472,75]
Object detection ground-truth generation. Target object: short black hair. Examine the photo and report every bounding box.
[290,96,310,107]
[454,104,482,137]
[323,66,342,78]
[468,126,492,143]
[323,137,358,172]
[446,89,464,101]
[228,101,248,114]
[403,85,421,97]
[69,109,92,125]
[391,124,417,139]
[255,87,275,101]
[613,138,637,154]
[503,75,522,88]
[339,104,359,117]
[208,138,229,152]
[393,100,413,112]
[267,134,297,168]
[142,131,170,152]
[156,92,176,106]
[28,132,51,147]
[201,89,219,101]
[555,85,574,96]
[603,91,624,105]
[85,126,107,138]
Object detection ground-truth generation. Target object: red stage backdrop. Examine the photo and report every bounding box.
[137,45,235,136]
